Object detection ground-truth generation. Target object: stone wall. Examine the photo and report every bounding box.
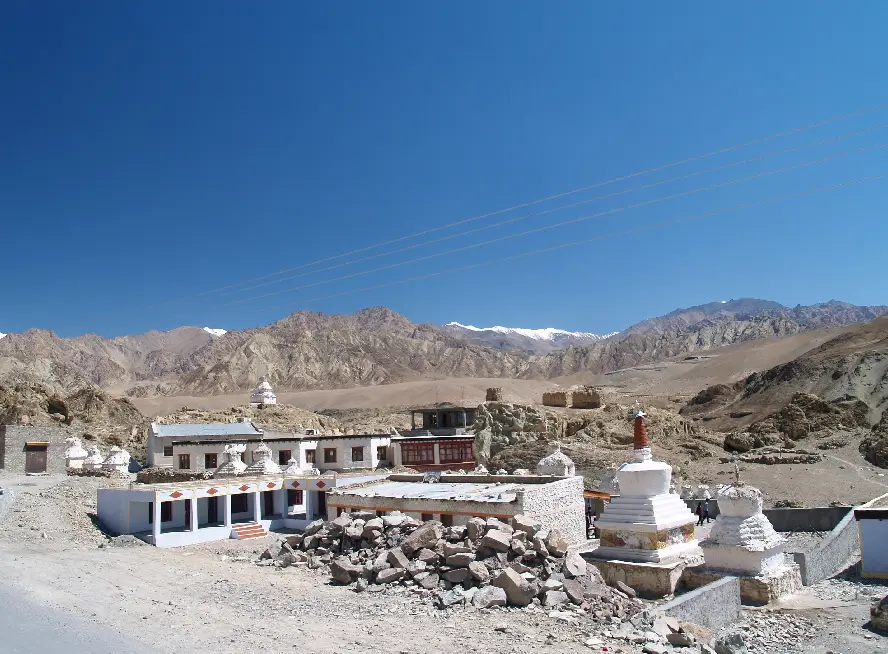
[654,576,742,631]
[792,509,860,585]
[764,506,851,532]
[520,476,586,545]
[542,391,571,408]
[571,387,602,409]
[485,387,503,402]
[0,425,75,474]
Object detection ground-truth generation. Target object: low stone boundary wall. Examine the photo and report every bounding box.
[652,576,742,631]
[764,506,851,532]
[792,509,860,585]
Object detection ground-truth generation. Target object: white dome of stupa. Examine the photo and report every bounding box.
[536,444,576,477]
[250,376,277,407]
[245,441,282,475]
[102,446,131,473]
[214,444,247,476]
[83,444,105,470]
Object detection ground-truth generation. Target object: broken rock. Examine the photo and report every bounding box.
[402,522,444,556]
[563,552,587,578]
[445,552,474,567]
[480,530,511,553]
[468,561,490,583]
[472,586,507,609]
[491,568,536,606]
[561,579,584,605]
[545,529,569,557]
[712,632,747,654]
[376,568,404,585]
[615,580,637,598]
[387,547,410,569]
[330,557,363,584]
[542,590,569,607]
[511,514,541,537]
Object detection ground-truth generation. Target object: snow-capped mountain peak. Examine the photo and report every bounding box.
[203,327,227,337]
[0,332,6,339]
[446,322,608,342]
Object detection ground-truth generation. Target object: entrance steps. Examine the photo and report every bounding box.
[231,522,268,540]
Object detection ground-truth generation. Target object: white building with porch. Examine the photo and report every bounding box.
[97,472,385,548]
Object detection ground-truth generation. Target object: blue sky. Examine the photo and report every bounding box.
[2,2,887,338]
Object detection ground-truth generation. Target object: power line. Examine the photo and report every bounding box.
[280,173,886,307]
[218,122,887,296]
[222,141,888,306]
[188,101,888,298]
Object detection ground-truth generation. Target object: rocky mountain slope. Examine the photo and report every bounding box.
[2,300,886,398]
[680,315,888,430]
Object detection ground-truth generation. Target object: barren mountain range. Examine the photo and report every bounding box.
[1,300,886,398]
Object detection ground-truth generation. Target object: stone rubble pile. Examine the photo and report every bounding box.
[722,609,819,653]
[260,512,660,627]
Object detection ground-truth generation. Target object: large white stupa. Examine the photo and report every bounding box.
[593,407,701,564]
[250,376,277,407]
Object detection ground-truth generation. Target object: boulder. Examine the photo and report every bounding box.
[402,522,444,556]
[666,632,696,647]
[376,568,404,585]
[445,553,475,567]
[561,579,584,605]
[387,547,410,569]
[712,633,747,654]
[491,568,536,606]
[443,568,470,583]
[345,524,364,539]
[563,552,587,578]
[466,517,487,540]
[468,561,490,584]
[512,514,541,537]
[472,586,507,609]
[532,534,549,556]
[543,590,569,607]
[481,530,511,553]
[304,519,326,535]
[542,578,564,592]
[329,514,352,532]
[545,529,569,557]
[330,557,363,584]
[486,518,515,535]
[407,560,428,578]
[417,572,440,590]
[615,580,637,598]
[354,578,368,593]
[417,548,440,564]
[443,542,472,556]
[509,539,527,556]
[872,594,888,631]
[437,589,465,608]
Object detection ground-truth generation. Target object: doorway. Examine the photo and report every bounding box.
[24,443,48,474]
[262,491,275,518]
[184,499,192,530]
[207,496,218,524]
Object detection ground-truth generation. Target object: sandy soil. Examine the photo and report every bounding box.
[129,377,560,417]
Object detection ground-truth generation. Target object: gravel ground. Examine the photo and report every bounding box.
[0,475,886,654]
[783,531,831,554]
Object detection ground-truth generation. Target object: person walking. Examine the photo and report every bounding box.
[703,499,711,524]
[695,502,704,526]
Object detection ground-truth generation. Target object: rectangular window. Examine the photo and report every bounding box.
[204,453,217,470]
[324,448,337,464]
[163,445,174,457]
[178,454,191,470]
[351,446,364,462]
[231,494,248,514]
[278,449,291,466]
[401,442,435,465]
[421,513,433,522]
[439,441,475,464]
[287,489,304,506]
[376,446,388,461]
[305,449,316,464]
[441,514,454,527]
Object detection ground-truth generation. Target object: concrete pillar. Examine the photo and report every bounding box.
[152,501,161,542]
[305,490,314,520]
[433,443,441,466]
[223,495,232,528]
[278,488,287,518]
[411,412,415,430]
[252,492,261,523]
[460,411,466,428]
[189,498,198,532]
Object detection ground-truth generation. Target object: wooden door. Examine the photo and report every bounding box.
[25,445,47,474]
[262,491,274,517]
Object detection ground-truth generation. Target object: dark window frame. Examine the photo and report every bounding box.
[351,446,364,462]
[163,445,174,457]
[178,453,191,470]
[324,448,337,464]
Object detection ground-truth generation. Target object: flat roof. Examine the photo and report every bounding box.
[332,479,521,503]
[152,423,263,438]
[107,471,389,493]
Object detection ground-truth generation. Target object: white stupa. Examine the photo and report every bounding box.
[102,446,132,474]
[283,457,303,476]
[536,444,576,476]
[592,407,701,564]
[244,441,282,475]
[83,444,105,471]
[250,376,277,407]
[64,436,88,469]
[214,444,248,476]
[702,482,785,574]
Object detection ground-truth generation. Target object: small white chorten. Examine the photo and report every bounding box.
[250,376,277,407]
[83,444,105,471]
[214,444,248,476]
[701,479,787,575]
[244,441,282,475]
[102,446,131,474]
[64,436,88,469]
[283,457,303,476]
[593,407,701,564]
[536,444,576,476]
